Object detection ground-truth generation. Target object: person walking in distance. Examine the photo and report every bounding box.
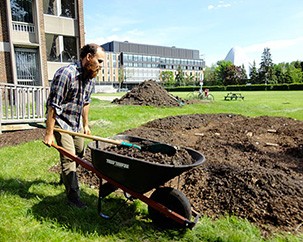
[44,43,105,208]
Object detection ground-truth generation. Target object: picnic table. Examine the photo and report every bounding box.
[224,92,244,101]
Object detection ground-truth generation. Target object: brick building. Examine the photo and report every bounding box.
[0,0,85,87]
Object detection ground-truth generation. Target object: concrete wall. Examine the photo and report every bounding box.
[44,15,79,36]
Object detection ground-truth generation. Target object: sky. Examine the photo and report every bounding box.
[83,0,303,67]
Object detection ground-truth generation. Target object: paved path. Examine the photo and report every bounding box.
[93,96,117,101]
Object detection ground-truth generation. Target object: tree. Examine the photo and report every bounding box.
[291,61,303,83]
[160,71,175,87]
[286,63,303,83]
[118,67,124,90]
[184,73,196,86]
[249,61,259,84]
[214,60,246,86]
[240,64,248,82]
[223,65,247,85]
[273,63,288,84]
[259,47,274,84]
[175,66,185,86]
[214,60,233,85]
[204,65,218,86]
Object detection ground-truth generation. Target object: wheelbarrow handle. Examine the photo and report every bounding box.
[52,127,141,149]
[30,122,141,149]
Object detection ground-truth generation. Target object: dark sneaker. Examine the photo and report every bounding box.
[67,198,87,208]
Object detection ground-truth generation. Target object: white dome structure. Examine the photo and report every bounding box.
[224,46,251,76]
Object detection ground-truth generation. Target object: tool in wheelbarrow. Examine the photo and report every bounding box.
[48,135,206,229]
[167,92,185,106]
[31,123,176,155]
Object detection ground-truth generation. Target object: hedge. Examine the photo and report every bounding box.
[165,83,303,92]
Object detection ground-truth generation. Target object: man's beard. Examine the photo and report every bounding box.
[84,63,100,79]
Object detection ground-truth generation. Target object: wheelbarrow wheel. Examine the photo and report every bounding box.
[148,187,191,229]
[186,92,195,100]
[206,94,214,101]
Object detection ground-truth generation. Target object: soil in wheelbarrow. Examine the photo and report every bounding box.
[102,142,196,166]
[1,114,302,236]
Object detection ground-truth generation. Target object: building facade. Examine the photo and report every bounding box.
[0,0,85,87]
[101,41,206,89]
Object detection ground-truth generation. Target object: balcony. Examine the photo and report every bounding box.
[12,22,35,33]
[11,21,37,44]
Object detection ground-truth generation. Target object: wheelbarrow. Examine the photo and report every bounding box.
[51,134,205,229]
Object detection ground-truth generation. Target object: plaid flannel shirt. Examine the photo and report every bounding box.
[46,61,94,132]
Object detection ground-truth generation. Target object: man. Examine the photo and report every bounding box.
[44,43,105,208]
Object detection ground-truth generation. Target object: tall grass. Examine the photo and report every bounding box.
[0,91,302,241]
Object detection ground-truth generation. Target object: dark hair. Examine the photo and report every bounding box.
[80,43,103,59]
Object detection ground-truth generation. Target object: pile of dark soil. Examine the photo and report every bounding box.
[111,80,184,107]
[104,144,195,166]
[120,114,303,235]
[1,114,302,236]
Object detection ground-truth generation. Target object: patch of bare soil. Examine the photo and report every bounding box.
[0,128,45,148]
[121,114,303,235]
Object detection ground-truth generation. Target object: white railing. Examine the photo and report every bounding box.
[12,21,35,33]
[0,83,49,133]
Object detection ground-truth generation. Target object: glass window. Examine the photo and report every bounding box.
[43,0,75,18]
[45,34,60,61]
[43,0,57,15]
[61,0,75,18]
[62,36,77,62]
[11,0,33,23]
[15,48,40,85]
[46,34,77,62]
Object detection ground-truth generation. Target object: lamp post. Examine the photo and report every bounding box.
[199,68,205,93]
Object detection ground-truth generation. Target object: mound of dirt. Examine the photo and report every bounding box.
[112,80,184,107]
[120,114,303,235]
[1,114,302,236]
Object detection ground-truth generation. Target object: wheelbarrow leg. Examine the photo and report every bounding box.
[98,196,110,219]
[99,180,118,198]
[98,179,119,219]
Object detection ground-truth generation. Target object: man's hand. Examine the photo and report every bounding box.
[43,133,54,147]
[82,103,90,135]
[83,125,91,135]
[44,106,56,147]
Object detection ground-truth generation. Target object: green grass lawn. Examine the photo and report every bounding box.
[0,91,302,242]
